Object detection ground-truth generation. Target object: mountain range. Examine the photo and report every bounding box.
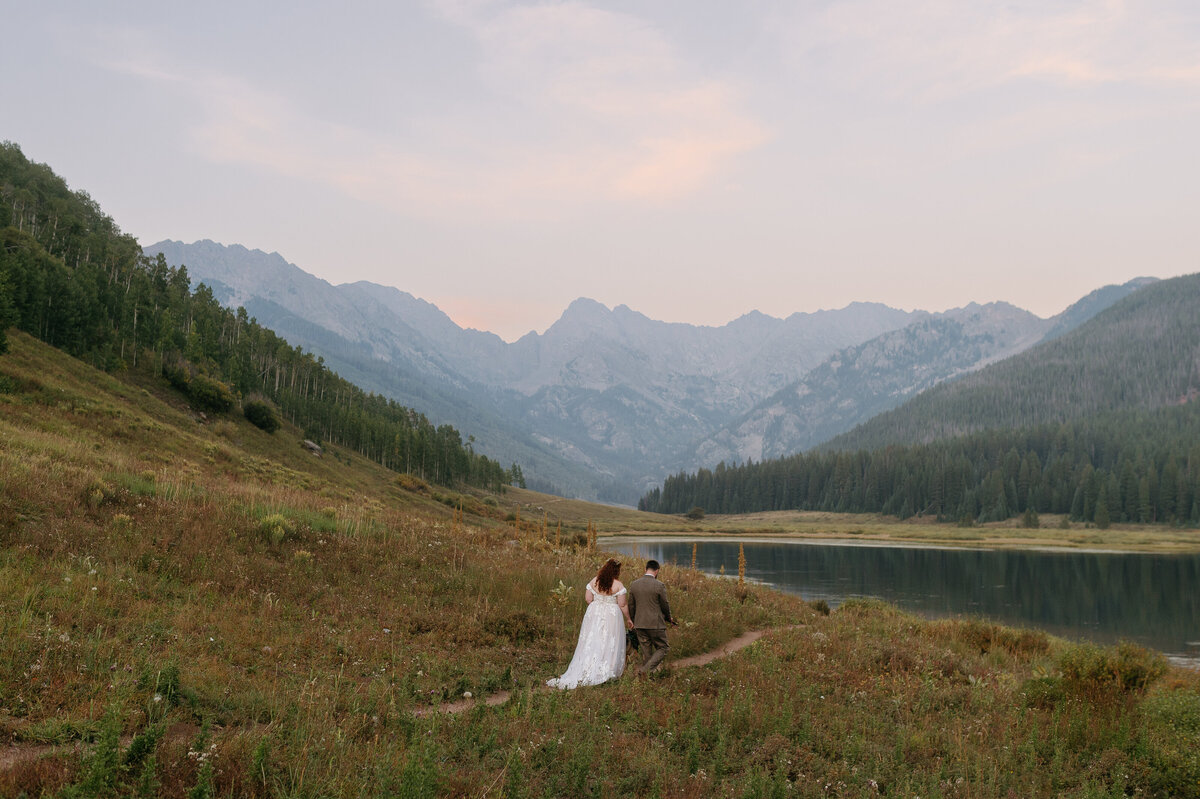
[641,270,1200,524]
[144,239,1157,503]
[690,278,1158,467]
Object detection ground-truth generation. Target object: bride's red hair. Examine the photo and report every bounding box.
[595,559,621,593]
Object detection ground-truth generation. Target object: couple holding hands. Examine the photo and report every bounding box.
[547,558,677,690]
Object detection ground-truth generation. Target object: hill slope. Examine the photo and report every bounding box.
[0,142,507,493]
[827,273,1200,453]
[0,329,801,795]
[4,331,1198,798]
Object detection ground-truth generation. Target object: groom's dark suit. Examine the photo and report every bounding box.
[628,572,674,673]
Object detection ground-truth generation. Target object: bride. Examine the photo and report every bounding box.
[547,559,634,689]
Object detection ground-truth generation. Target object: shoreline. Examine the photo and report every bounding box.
[599,529,1200,555]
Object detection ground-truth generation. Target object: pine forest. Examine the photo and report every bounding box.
[0,142,510,490]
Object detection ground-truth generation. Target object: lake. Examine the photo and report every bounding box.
[600,536,1200,666]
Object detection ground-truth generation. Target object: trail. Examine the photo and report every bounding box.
[0,722,197,777]
[1,628,785,774]
[415,626,784,717]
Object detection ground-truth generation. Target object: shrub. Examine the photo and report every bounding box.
[1058,641,1167,693]
[257,514,297,546]
[243,397,281,433]
[1111,641,1169,691]
[395,473,430,493]
[685,506,705,521]
[163,361,191,392]
[188,373,234,413]
[84,478,117,509]
[935,619,1050,658]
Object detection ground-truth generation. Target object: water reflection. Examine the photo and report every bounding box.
[601,537,1200,661]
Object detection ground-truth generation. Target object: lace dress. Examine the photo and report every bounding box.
[547,581,627,689]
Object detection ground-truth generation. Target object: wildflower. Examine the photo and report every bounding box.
[549,580,574,607]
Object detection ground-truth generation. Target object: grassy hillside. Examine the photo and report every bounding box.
[827,273,1200,452]
[3,330,1200,797]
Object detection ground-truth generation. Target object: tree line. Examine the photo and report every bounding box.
[640,405,1200,526]
[0,141,513,490]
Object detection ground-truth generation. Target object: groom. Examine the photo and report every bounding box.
[628,559,676,676]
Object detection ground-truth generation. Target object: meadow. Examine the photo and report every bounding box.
[2,330,1200,798]
[510,492,1200,555]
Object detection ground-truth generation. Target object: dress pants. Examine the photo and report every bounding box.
[634,627,670,672]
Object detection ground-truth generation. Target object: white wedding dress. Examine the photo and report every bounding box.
[547,581,627,689]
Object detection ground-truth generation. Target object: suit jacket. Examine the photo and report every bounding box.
[628,574,672,630]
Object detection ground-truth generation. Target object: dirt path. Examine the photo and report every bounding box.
[0,722,197,777]
[1,628,787,772]
[415,626,786,717]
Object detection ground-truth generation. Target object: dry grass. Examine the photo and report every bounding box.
[498,484,1200,554]
[2,330,1199,798]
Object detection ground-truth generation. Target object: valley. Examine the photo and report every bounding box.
[144,240,1155,504]
[3,142,1200,797]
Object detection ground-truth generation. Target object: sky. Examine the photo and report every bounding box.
[4,0,1199,341]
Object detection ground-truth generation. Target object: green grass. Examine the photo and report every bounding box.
[493,483,1200,554]
[2,329,1200,798]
